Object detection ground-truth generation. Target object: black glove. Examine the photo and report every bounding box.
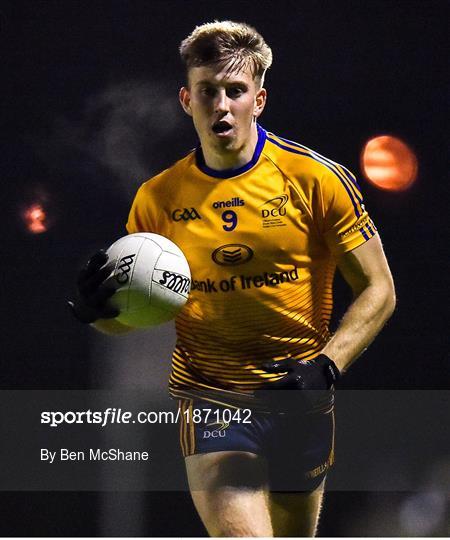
[67,250,119,324]
[255,354,340,412]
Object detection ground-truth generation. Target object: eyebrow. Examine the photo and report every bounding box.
[195,79,248,87]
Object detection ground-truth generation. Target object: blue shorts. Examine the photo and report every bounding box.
[178,399,335,492]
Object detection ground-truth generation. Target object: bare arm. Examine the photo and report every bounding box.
[321,235,396,373]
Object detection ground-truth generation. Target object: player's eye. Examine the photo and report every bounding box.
[227,87,244,98]
[201,87,216,97]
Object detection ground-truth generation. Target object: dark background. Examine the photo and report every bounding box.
[1,0,448,536]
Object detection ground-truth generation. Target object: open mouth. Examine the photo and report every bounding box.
[212,120,233,134]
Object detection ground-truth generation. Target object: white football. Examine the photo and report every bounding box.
[105,233,191,327]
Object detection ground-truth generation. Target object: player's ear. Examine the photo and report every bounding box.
[253,87,267,119]
[179,87,192,116]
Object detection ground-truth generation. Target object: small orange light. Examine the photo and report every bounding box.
[361,135,418,191]
[23,203,47,234]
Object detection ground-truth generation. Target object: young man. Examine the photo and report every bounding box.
[71,21,396,536]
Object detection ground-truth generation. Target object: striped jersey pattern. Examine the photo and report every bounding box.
[127,125,377,408]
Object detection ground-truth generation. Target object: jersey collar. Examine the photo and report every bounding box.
[195,124,267,179]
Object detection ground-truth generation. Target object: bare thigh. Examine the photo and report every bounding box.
[269,480,325,537]
[185,451,272,537]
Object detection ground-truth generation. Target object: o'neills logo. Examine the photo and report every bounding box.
[158,271,190,295]
[115,254,136,284]
[212,197,245,209]
[341,214,371,238]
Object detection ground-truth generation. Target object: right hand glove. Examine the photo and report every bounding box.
[67,250,119,324]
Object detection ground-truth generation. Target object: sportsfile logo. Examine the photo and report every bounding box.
[171,208,201,221]
[260,195,289,228]
[157,271,190,296]
[115,254,136,284]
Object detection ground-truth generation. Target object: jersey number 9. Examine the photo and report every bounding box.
[222,210,238,232]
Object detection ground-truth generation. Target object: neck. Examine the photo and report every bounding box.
[201,122,259,171]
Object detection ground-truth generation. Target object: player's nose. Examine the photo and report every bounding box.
[214,89,230,113]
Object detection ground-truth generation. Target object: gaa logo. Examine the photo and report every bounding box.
[158,271,191,295]
[115,254,136,284]
[212,244,253,266]
[260,195,289,218]
[171,208,202,222]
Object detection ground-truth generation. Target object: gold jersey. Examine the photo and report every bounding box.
[127,125,377,406]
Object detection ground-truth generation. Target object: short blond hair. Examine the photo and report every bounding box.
[179,20,273,85]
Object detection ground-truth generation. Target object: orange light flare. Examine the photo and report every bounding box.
[23,203,48,234]
[361,135,418,191]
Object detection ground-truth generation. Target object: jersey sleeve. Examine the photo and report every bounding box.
[126,182,157,234]
[317,165,377,255]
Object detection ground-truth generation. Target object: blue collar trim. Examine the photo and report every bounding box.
[195,124,267,179]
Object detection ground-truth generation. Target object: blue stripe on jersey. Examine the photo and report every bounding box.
[361,227,370,241]
[340,166,363,196]
[196,124,267,179]
[277,135,363,203]
[266,136,362,218]
[366,223,375,236]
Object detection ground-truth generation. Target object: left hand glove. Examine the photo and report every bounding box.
[261,354,340,390]
[255,354,340,411]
